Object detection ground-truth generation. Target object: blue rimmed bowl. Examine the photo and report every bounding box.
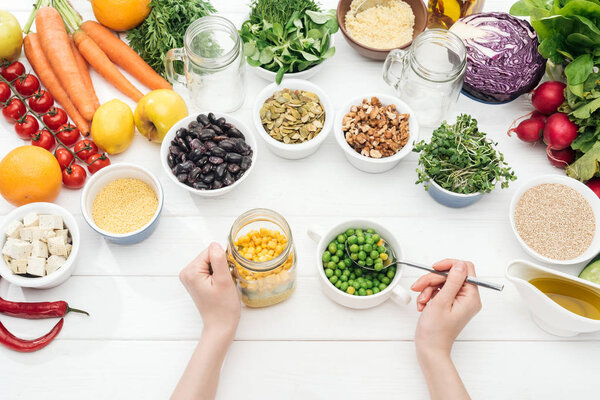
[81,163,164,244]
[426,179,483,208]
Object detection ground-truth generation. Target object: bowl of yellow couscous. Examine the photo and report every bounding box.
[80,163,164,245]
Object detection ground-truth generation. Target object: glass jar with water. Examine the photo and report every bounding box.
[382,29,466,128]
[164,15,246,112]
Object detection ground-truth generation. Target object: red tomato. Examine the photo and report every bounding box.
[31,129,56,151]
[86,153,111,174]
[42,107,68,131]
[0,82,10,103]
[14,74,40,97]
[56,123,80,146]
[55,147,74,170]
[28,90,54,113]
[62,164,87,189]
[0,61,25,82]
[2,98,26,123]
[74,139,98,161]
[15,114,40,140]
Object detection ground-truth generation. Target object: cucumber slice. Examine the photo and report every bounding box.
[579,257,600,285]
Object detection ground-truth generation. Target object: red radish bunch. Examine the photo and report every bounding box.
[532,81,566,115]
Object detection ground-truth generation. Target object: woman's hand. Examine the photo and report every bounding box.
[411,259,482,357]
[179,242,241,338]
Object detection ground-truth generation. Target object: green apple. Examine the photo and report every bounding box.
[0,11,23,62]
[134,89,188,143]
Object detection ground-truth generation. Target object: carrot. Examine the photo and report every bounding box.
[35,7,96,121]
[73,30,144,102]
[23,33,90,136]
[69,35,101,110]
[80,21,171,91]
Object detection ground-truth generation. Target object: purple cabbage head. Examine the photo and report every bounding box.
[451,12,546,104]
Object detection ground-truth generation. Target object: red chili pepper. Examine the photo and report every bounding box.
[0,318,64,352]
[0,297,89,319]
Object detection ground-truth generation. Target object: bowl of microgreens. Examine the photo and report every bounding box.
[240,0,339,84]
[413,114,516,208]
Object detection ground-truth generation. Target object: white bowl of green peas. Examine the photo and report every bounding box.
[308,220,411,309]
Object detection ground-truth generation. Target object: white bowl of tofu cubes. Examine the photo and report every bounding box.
[0,202,79,289]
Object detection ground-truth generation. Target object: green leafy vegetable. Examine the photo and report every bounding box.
[567,142,600,180]
[413,115,516,194]
[240,0,338,84]
[127,0,216,77]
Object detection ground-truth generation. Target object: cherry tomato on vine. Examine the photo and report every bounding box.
[28,90,54,113]
[0,82,10,103]
[15,114,40,140]
[55,147,74,170]
[74,139,98,161]
[56,123,80,146]
[86,153,111,174]
[14,74,40,97]
[31,129,56,151]
[2,98,26,123]
[62,164,87,189]
[42,107,68,131]
[0,61,25,82]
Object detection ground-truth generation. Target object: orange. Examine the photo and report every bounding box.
[0,146,62,206]
[91,0,151,31]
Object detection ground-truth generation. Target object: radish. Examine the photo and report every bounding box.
[586,178,600,199]
[532,81,566,115]
[543,113,578,150]
[547,147,575,168]
[531,110,547,123]
[508,117,544,142]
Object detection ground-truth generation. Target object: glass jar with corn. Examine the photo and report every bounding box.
[227,208,297,308]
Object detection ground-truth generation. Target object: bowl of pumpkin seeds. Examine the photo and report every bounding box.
[252,79,333,159]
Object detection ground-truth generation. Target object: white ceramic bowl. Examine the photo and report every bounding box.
[252,79,333,160]
[0,202,80,289]
[307,219,411,309]
[334,93,420,173]
[161,113,257,196]
[247,36,334,82]
[509,174,600,265]
[81,163,164,245]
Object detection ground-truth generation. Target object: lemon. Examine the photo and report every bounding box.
[91,99,135,155]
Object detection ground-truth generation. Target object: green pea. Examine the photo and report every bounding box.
[337,261,345,269]
[378,273,385,280]
[326,261,336,269]
[340,282,349,291]
[335,268,342,277]
[377,245,386,254]
[344,258,352,267]
[358,288,367,296]
[357,236,365,244]
[345,229,355,236]
[363,244,372,253]
[365,237,374,245]
[330,255,339,264]
[358,260,365,266]
[358,251,366,260]
[328,243,337,253]
[335,249,344,258]
[349,244,359,253]
[329,276,338,284]
[373,279,380,286]
[366,280,373,289]
[346,286,355,295]
[379,283,387,290]
[360,281,368,289]
[350,273,356,280]
[371,234,380,242]
[325,268,334,277]
[370,250,379,259]
[350,253,358,261]
[335,280,342,288]
[337,234,346,243]
[366,228,375,234]
[340,274,348,282]
[343,267,351,275]
[337,243,344,251]
[366,258,373,266]
[372,287,380,294]
[355,268,363,276]
[355,229,364,236]
[366,289,373,296]
[387,270,395,279]
[374,263,383,272]
[348,235,358,245]
[322,251,331,262]
[381,276,391,284]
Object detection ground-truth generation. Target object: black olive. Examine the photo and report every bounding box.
[209,156,224,165]
[208,112,217,123]
[167,154,176,168]
[169,145,182,156]
[202,163,213,174]
[215,163,227,180]
[177,173,188,183]
[189,148,203,161]
[227,128,245,139]
[202,172,215,184]
[212,180,223,189]
[227,163,241,174]
[196,114,209,126]
[225,152,242,164]
[189,167,202,182]
[219,140,236,152]
[193,182,209,190]
[212,125,223,135]
[223,171,235,186]
[199,129,215,141]
[210,147,226,157]
[240,156,252,171]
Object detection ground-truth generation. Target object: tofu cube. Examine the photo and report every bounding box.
[47,236,67,257]
[2,254,11,265]
[19,227,35,241]
[55,229,69,242]
[66,243,72,257]
[5,220,24,238]
[10,259,27,274]
[23,213,39,227]
[46,255,66,274]
[31,240,48,259]
[32,228,55,243]
[2,239,32,260]
[39,214,63,230]
[26,257,46,276]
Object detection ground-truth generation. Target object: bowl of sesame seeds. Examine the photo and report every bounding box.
[81,163,164,245]
[509,175,600,265]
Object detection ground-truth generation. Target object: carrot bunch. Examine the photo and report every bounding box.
[22,1,171,136]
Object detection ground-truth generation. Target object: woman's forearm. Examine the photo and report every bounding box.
[171,326,235,400]
[417,349,470,400]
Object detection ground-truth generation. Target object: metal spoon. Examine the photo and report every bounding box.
[353,0,391,15]
[345,240,504,291]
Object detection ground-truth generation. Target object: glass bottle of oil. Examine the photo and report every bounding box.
[427,0,485,29]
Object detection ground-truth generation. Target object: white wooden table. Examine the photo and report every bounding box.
[0,1,597,398]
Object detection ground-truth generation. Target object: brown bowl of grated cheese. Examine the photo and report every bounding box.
[337,0,427,60]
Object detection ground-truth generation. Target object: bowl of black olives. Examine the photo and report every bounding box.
[160,112,257,197]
